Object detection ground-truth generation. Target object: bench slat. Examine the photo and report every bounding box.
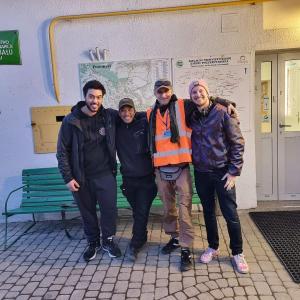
[22,168,60,175]
[22,191,72,197]
[23,186,69,192]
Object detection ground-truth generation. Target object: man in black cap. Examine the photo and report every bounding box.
[116,98,157,261]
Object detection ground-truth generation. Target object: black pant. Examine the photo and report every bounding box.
[73,173,117,243]
[121,175,157,248]
[194,168,243,255]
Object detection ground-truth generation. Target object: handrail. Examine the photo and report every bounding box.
[49,0,274,102]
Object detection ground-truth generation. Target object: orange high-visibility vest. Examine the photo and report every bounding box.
[147,98,192,167]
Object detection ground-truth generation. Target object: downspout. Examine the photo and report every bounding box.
[49,0,273,102]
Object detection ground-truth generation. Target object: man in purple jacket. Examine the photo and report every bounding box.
[187,79,249,274]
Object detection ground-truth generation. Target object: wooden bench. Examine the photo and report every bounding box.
[3,166,200,249]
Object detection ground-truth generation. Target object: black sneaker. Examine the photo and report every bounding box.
[102,237,122,258]
[180,248,192,272]
[161,237,180,254]
[83,240,100,262]
[127,246,139,261]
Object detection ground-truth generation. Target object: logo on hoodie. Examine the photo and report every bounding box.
[99,127,106,136]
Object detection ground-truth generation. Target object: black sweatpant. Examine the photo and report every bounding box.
[121,174,157,248]
[73,173,117,243]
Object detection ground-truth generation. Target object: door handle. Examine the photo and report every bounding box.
[279,123,292,128]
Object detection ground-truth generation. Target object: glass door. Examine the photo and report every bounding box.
[278,53,300,199]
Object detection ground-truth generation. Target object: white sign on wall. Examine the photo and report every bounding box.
[172,53,251,131]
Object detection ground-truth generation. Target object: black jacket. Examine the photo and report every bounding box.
[116,113,154,178]
[56,101,118,185]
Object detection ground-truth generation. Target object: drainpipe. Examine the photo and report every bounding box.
[49,0,273,102]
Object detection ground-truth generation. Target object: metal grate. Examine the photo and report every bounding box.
[249,210,300,283]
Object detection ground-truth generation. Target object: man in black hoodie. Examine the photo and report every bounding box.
[57,80,121,262]
[116,98,157,261]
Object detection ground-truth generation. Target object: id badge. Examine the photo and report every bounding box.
[164,130,171,137]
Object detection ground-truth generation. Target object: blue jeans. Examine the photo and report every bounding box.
[194,168,243,255]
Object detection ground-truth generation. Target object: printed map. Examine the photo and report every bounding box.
[79,59,171,111]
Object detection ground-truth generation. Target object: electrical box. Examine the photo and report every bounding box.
[31,106,72,153]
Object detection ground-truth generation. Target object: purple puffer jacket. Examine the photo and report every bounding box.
[190,103,245,176]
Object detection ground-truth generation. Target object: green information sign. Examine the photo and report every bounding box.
[0,30,21,65]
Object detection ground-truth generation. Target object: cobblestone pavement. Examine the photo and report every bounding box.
[0,211,299,300]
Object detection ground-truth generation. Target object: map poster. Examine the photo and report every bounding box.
[79,58,171,111]
[173,54,251,131]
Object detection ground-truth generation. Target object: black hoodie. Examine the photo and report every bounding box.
[116,114,154,178]
[57,101,118,185]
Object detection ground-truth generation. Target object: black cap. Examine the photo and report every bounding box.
[154,79,172,92]
[118,98,135,110]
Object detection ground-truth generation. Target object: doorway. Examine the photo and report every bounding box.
[255,52,300,200]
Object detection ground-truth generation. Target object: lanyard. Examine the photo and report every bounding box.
[161,110,170,130]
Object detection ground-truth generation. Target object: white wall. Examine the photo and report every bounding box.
[1,0,300,222]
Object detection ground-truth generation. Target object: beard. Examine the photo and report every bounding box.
[86,101,100,113]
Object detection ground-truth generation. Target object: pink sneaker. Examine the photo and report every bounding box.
[233,253,249,274]
[200,247,220,264]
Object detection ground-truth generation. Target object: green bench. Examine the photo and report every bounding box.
[3,166,200,249]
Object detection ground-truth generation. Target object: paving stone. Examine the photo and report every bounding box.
[70,289,85,300]
[233,286,246,296]
[127,288,141,298]
[142,284,155,293]
[254,281,272,295]
[216,278,228,288]
[196,275,209,283]
[60,286,74,295]
[184,286,199,298]
[4,291,19,299]
[274,293,292,300]
[118,272,130,281]
[174,291,187,300]
[130,270,144,282]
[111,294,126,300]
[169,282,182,294]
[238,277,254,286]
[156,279,168,287]
[205,280,219,290]
[221,287,234,297]
[195,283,209,293]
[114,280,128,293]
[196,292,214,300]
[210,288,225,299]
[140,293,155,300]
[155,287,168,299]
[101,283,114,292]
[98,292,112,298]
[143,272,156,284]
[182,276,196,288]
[43,291,59,299]
[270,285,287,293]
[228,278,239,287]
[157,268,169,279]
[106,266,120,277]
[21,281,40,294]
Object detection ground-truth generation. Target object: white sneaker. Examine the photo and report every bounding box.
[232,253,249,274]
[200,247,220,264]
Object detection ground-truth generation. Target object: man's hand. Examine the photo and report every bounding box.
[222,173,236,191]
[227,104,239,119]
[66,179,80,192]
